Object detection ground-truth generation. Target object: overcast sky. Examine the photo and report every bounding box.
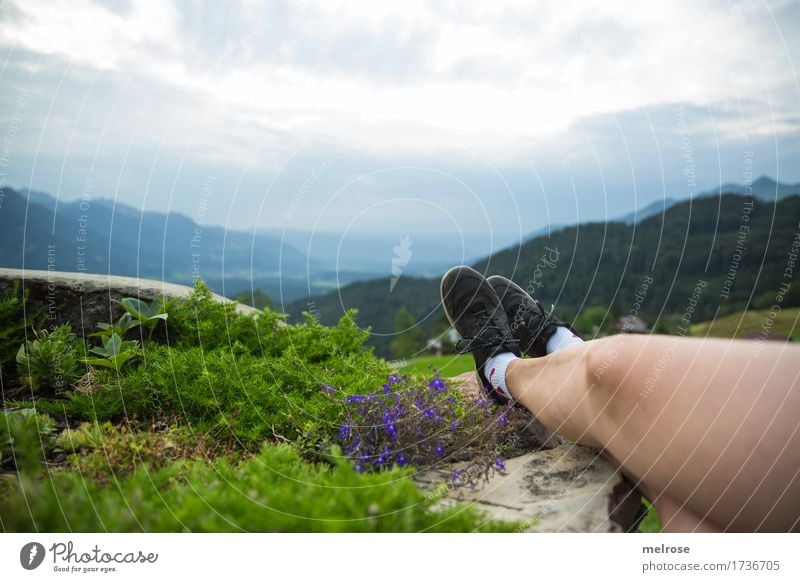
[1,0,798,242]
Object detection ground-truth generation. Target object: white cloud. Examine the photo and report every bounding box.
[1,0,797,164]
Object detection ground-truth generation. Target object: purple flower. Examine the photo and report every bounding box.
[354,459,365,473]
[450,420,460,431]
[428,373,446,393]
[495,457,506,471]
[396,453,408,467]
[388,374,402,384]
[345,394,364,404]
[337,424,351,439]
[321,384,335,393]
[435,443,445,456]
[498,414,507,427]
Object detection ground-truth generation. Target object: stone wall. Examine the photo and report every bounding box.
[0,268,256,338]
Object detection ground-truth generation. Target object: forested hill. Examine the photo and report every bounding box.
[288,193,800,358]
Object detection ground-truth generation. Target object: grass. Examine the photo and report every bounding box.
[397,354,475,378]
[638,499,662,532]
[690,307,800,340]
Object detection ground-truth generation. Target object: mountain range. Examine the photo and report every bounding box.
[288,188,800,357]
[1,176,798,317]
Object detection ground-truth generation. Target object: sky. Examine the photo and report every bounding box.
[1,0,799,245]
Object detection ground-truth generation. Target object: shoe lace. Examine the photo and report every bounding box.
[454,308,519,355]
[525,310,553,338]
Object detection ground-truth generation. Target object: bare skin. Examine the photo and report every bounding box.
[505,334,800,532]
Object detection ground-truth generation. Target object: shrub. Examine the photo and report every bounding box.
[333,373,517,484]
[47,332,391,446]
[166,280,285,354]
[16,324,85,395]
[0,282,40,384]
[0,408,57,471]
[0,443,520,532]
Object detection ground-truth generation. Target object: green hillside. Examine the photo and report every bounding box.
[289,194,800,357]
[690,308,800,340]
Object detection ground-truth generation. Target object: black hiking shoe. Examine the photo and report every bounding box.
[487,275,580,357]
[440,266,520,404]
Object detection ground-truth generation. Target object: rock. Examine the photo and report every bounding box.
[415,444,644,532]
[0,268,257,340]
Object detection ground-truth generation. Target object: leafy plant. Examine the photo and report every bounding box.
[54,420,115,453]
[83,333,140,372]
[118,296,173,341]
[91,311,140,340]
[0,408,57,471]
[16,324,85,395]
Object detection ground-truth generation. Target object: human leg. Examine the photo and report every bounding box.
[506,334,800,532]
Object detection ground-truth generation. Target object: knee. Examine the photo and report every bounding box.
[585,335,637,393]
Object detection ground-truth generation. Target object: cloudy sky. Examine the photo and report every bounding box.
[1,0,798,244]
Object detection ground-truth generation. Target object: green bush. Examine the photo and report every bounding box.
[16,324,85,395]
[52,342,388,446]
[0,408,57,471]
[166,280,286,354]
[0,443,518,532]
[0,282,39,382]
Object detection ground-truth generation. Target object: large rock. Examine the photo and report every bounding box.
[0,268,257,339]
[416,444,643,532]
[422,370,643,532]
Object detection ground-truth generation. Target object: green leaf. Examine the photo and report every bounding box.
[104,334,123,357]
[82,357,118,370]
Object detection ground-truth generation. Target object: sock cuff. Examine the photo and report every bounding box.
[546,325,584,354]
[483,352,518,401]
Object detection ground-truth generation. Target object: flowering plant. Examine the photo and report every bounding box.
[328,373,520,484]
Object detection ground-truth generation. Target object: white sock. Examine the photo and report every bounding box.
[483,352,518,401]
[546,326,584,354]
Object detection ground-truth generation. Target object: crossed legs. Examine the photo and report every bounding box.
[505,334,800,532]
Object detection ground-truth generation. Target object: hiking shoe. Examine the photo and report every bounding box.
[440,266,520,404]
[487,275,579,357]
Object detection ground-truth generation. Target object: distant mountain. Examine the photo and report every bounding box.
[709,176,800,200]
[4,176,797,310]
[616,198,678,224]
[524,176,799,239]
[276,229,519,278]
[288,193,800,357]
[0,187,327,301]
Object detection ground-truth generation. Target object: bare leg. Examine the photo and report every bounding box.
[505,334,800,532]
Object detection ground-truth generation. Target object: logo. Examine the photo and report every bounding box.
[20,542,46,570]
[389,235,413,292]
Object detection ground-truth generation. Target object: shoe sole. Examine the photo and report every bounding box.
[487,275,531,305]
[439,265,476,329]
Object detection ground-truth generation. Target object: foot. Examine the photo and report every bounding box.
[440,266,520,404]
[487,275,579,357]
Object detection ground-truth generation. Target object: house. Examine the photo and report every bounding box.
[614,315,650,334]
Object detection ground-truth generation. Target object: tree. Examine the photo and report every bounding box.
[389,307,424,359]
[574,305,611,338]
[431,313,457,354]
[234,288,273,310]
